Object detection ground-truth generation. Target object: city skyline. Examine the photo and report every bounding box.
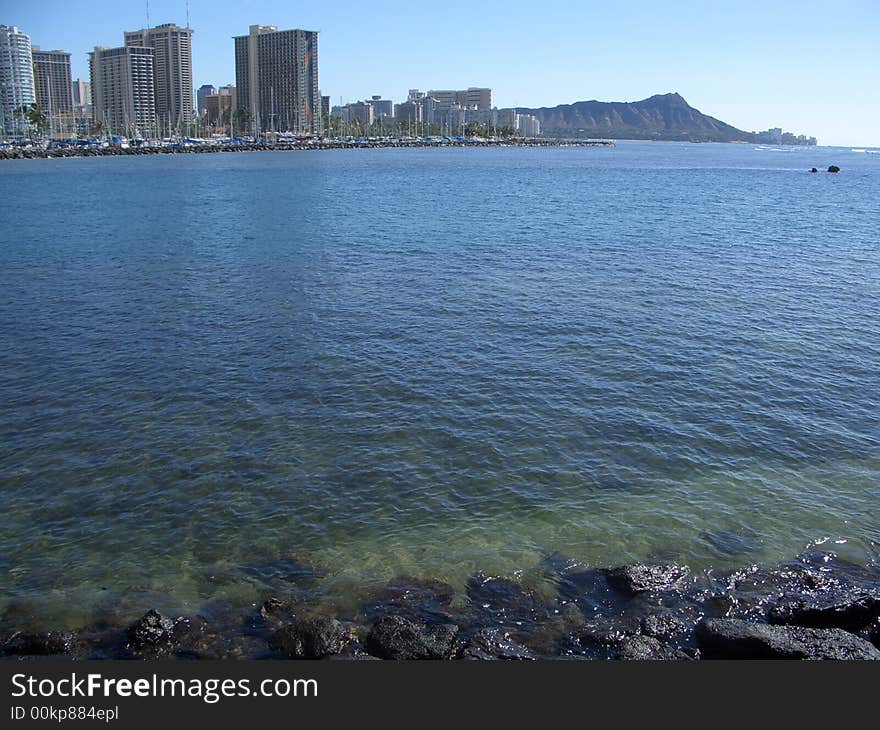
[3,0,880,145]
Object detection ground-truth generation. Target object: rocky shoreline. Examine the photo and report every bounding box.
[0,138,613,161]
[2,550,879,660]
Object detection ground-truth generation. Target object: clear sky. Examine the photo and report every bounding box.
[4,0,878,145]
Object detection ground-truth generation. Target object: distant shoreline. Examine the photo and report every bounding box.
[0,137,614,161]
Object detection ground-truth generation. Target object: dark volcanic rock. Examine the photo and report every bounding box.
[578,619,630,647]
[604,565,690,595]
[708,560,844,621]
[641,612,691,641]
[365,615,458,660]
[269,616,348,659]
[696,618,880,660]
[869,622,880,649]
[827,165,840,173]
[127,610,178,654]
[259,596,296,621]
[2,631,75,656]
[768,590,880,632]
[461,629,535,660]
[616,635,691,661]
[810,168,818,173]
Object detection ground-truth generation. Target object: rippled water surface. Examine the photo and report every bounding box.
[1,142,878,625]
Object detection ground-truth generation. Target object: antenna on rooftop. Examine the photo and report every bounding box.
[186,0,190,29]
[145,0,150,28]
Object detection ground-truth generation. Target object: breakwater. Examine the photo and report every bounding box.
[0,137,613,160]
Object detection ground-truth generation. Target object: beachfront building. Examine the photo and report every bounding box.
[72,78,92,138]
[395,90,441,126]
[517,112,541,137]
[393,100,420,125]
[90,45,156,138]
[331,96,395,129]
[427,87,492,112]
[72,78,92,114]
[0,24,36,138]
[205,85,236,127]
[32,47,73,136]
[368,96,393,121]
[233,24,320,135]
[124,23,194,133]
[196,83,215,117]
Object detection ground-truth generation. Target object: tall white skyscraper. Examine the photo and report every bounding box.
[0,25,36,138]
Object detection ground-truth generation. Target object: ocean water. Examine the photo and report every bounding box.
[1,142,878,626]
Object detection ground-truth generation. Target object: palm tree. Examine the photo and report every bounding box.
[233,107,252,137]
[88,119,106,139]
[16,103,48,138]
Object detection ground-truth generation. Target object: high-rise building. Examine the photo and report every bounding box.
[368,95,393,120]
[396,92,439,125]
[427,88,491,111]
[0,24,36,138]
[90,45,156,138]
[233,25,320,134]
[516,113,540,137]
[196,83,215,117]
[72,79,92,113]
[394,100,421,124]
[32,47,73,117]
[124,23,194,130]
[205,85,236,126]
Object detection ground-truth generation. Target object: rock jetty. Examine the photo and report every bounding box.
[2,551,879,660]
[0,137,613,161]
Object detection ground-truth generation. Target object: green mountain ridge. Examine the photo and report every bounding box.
[517,92,752,142]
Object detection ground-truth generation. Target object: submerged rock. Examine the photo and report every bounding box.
[768,590,880,632]
[557,567,621,616]
[2,631,76,656]
[260,596,295,620]
[465,573,555,630]
[365,615,458,660]
[696,618,880,660]
[604,565,690,596]
[241,556,325,587]
[461,629,535,660]
[616,635,691,661]
[363,576,455,624]
[269,616,348,659]
[700,529,760,559]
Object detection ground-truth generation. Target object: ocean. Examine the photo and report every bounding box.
[1,141,878,627]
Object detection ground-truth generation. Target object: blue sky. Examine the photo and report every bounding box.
[5,0,879,145]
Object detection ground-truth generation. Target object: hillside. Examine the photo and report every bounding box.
[518,93,751,142]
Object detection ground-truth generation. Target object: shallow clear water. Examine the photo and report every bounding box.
[1,142,878,626]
